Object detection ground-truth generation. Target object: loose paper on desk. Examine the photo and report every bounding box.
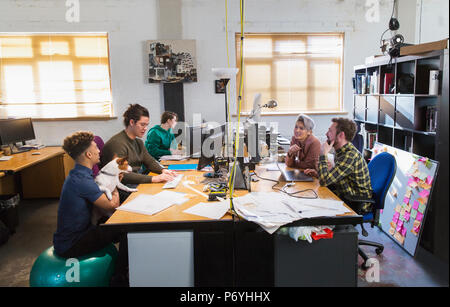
[117,191,189,216]
[282,197,352,218]
[159,155,189,161]
[183,200,230,220]
[232,192,302,234]
[0,156,13,161]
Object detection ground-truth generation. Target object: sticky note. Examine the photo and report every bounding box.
[389,227,395,236]
[418,197,427,205]
[420,173,429,182]
[413,220,421,228]
[413,226,420,233]
[400,207,406,216]
[416,212,424,221]
[419,190,430,199]
[401,227,407,237]
[426,176,433,185]
[418,203,426,214]
[405,189,413,198]
[396,224,403,233]
[404,211,410,222]
[403,196,410,204]
[392,216,399,224]
[393,212,400,219]
[390,221,397,229]
[412,200,420,210]
[408,178,415,186]
[395,204,402,212]
[394,232,405,245]
[411,209,417,219]
[405,204,412,212]
[418,157,427,162]
[397,220,403,227]
[411,228,418,236]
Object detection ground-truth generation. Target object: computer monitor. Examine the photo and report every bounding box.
[0,118,36,146]
[197,124,225,171]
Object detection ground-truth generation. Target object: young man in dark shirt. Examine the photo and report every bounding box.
[53,131,128,286]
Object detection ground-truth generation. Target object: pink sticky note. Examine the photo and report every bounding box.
[419,190,430,198]
[401,227,407,236]
[380,209,383,214]
[404,211,411,222]
[419,157,427,162]
[403,197,410,204]
[413,226,420,233]
[397,220,403,227]
[396,224,402,232]
[412,200,420,210]
[393,212,400,219]
[426,176,433,185]
[414,177,420,182]
[392,216,399,223]
[408,178,415,186]
[416,212,424,221]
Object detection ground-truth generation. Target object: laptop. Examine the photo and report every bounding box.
[279,164,314,182]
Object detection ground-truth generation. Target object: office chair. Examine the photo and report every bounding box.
[343,152,397,269]
[92,136,105,178]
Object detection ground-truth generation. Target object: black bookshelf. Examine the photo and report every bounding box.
[353,49,449,262]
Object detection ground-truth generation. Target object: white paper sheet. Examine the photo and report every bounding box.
[183,200,230,220]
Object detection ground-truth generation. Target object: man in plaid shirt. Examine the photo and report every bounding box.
[305,118,373,214]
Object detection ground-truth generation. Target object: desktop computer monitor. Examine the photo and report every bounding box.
[197,124,225,171]
[0,118,36,146]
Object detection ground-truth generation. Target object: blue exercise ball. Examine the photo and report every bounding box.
[29,244,118,287]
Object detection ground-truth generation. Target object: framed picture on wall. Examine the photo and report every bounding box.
[147,39,197,83]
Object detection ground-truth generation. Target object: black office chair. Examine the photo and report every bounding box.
[344,152,397,269]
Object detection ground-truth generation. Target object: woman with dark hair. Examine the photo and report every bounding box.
[145,111,183,160]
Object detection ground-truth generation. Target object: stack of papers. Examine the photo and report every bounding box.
[0,156,13,161]
[233,192,302,234]
[232,192,352,234]
[160,155,189,161]
[183,200,231,220]
[117,191,189,216]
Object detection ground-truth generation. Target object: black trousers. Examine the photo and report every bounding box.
[59,226,128,280]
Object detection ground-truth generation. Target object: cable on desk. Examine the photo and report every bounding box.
[251,171,318,199]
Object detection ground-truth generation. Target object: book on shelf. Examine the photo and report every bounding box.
[365,131,377,150]
[384,73,394,94]
[354,73,365,94]
[425,106,438,132]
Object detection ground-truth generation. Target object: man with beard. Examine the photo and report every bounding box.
[304,118,373,214]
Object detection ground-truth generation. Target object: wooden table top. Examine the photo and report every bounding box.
[0,146,65,173]
[105,159,358,226]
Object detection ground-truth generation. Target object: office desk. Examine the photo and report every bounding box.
[0,147,73,198]
[105,160,362,286]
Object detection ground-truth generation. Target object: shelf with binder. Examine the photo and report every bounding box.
[353,49,448,260]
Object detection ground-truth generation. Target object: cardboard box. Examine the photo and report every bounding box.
[400,39,448,56]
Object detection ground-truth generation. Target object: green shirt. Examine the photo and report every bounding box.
[145,125,177,160]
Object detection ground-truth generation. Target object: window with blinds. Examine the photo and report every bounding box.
[0,33,113,119]
[235,33,344,114]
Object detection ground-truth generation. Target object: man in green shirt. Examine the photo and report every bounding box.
[145,111,183,160]
[101,104,177,189]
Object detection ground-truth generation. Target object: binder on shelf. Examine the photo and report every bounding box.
[425,106,438,132]
[384,73,394,94]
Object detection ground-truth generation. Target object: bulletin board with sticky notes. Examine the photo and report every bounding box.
[372,142,439,257]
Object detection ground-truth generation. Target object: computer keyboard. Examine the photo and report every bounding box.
[162,174,184,189]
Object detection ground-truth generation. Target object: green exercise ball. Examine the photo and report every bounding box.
[29,244,118,287]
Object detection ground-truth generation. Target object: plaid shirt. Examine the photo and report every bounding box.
[318,143,372,210]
